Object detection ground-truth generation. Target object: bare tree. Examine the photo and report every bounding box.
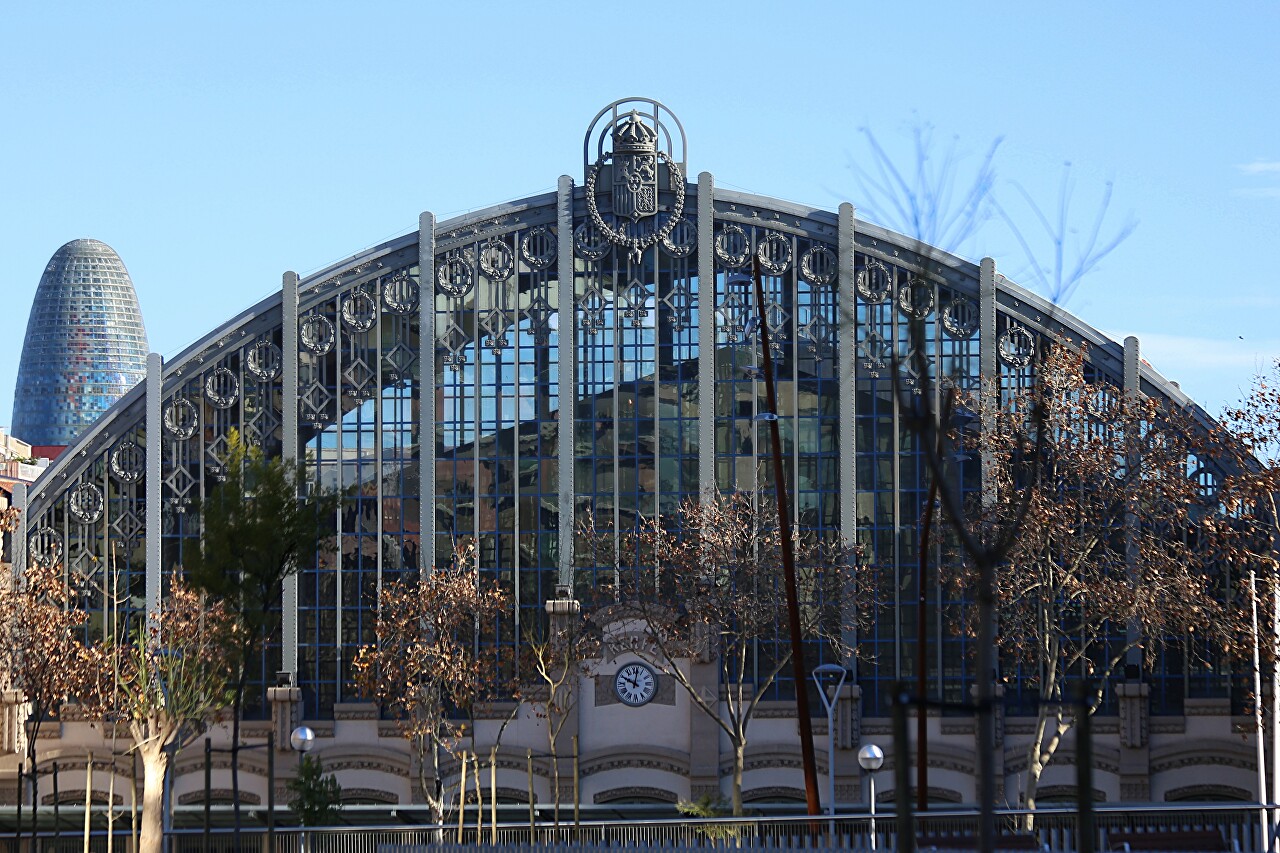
[522,594,598,825]
[1210,359,1280,836]
[586,491,862,815]
[951,343,1222,823]
[81,584,240,853]
[853,122,1136,849]
[350,540,509,826]
[0,548,93,808]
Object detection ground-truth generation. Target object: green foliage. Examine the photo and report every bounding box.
[185,429,340,699]
[287,755,342,827]
[676,795,740,838]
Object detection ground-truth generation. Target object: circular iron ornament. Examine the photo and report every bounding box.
[584,152,686,262]
[110,441,145,483]
[714,224,751,268]
[28,527,63,568]
[164,398,199,440]
[856,262,893,304]
[478,240,515,280]
[68,482,104,525]
[998,326,1036,368]
[204,367,239,410]
[898,278,935,319]
[381,273,420,314]
[245,340,283,381]
[574,221,613,261]
[341,290,378,332]
[436,257,475,298]
[661,217,697,258]
[799,246,838,286]
[942,296,979,338]
[520,227,557,271]
[300,315,335,355]
[756,232,792,275]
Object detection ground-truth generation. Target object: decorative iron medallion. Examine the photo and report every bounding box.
[245,340,283,381]
[585,110,686,262]
[341,290,378,332]
[300,315,335,355]
[856,261,892,304]
[714,224,751,268]
[110,441,145,483]
[998,326,1036,368]
[164,398,199,440]
[898,278,935,319]
[520,227,557,271]
[942,296,978,338]
[205,367,240,409]
[382,272,420,314]
[436,256,474,298]
[756,232,792,275]
[574,221,613,261]
[661,217,697,258]
[478,240,516,280]
[28,527,63,568]
[800,246,837,287]
[68,482,104,525]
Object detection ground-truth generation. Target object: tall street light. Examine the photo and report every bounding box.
[858,744,885,852]
[813,663,848,818]
[814,664,848,841]
[291,726,316,853]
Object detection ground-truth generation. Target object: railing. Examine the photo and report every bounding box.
[0,804,1269,853]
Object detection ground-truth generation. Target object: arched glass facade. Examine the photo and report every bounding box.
[17,100,1224,723]
[12,239,149,447]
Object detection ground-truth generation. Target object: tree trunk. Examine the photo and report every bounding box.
[731,741,745,816]
[1021,753,1046,832]
[138,740,169,853]
[1020,709,1067,832]
[549,735,560,828]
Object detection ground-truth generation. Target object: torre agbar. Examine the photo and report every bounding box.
[9,100,1254,810]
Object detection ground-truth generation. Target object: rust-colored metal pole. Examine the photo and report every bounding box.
[917,477,939,813]
[752,255,822,816]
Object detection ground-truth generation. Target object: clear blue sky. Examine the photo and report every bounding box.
[3,1,1278,425]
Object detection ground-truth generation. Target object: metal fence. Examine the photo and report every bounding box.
[0,804,1269,853]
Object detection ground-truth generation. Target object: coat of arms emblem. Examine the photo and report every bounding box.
[584,99,687,262]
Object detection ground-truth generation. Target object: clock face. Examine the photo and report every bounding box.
[614,662,658,707]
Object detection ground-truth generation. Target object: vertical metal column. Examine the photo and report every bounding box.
[419,212,436,576]
[556,176,576,587]
[12,482,27,577]
[837,203,858,670]
[978,259,997,500]
[1123,335,1142,667]
[281,271,300,677]
[975,257,998,847]
[145,352,163,623]
[697,172,715,499]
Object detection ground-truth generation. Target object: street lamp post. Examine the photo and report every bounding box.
[291,726,315,853]
[858,744,885,852]
[812,664,848,819]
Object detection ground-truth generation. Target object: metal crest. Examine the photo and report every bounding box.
[583,99,688,262]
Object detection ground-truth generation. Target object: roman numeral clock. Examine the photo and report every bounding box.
[613,661,658,707]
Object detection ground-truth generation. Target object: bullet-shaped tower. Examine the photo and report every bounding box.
[12,239,149,447]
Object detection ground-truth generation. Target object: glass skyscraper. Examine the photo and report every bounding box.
[12,238,149,447]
